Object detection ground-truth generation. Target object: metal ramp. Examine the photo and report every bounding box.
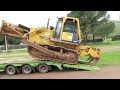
[63,60,100,71]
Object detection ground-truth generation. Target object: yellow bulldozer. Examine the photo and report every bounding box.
[0,16,100,65]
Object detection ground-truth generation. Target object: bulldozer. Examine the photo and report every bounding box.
[0,16,100,65]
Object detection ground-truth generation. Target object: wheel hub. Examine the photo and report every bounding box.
[42,66,46,70]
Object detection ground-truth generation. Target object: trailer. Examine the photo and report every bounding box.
[0,58,100,75]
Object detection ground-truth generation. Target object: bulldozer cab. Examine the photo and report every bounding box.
[53,17,81,45]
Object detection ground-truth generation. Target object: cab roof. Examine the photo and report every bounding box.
[58,16,79,20]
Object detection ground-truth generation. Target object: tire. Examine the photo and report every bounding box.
[22,65,32,74]
[38,64,49,73]
[5,66,16,75]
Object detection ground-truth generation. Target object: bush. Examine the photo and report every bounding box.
[112,35,120,41]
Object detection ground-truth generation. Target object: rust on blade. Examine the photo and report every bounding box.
[0,20,24,39]
[0,20,5,34]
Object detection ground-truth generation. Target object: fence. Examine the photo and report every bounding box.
[0,44,28,51]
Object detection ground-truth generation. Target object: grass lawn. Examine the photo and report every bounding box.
[0,49,27,55]
[86,40,120,47]
[0,49,30,58]
[80,50,120,67]
[97,50,120,67]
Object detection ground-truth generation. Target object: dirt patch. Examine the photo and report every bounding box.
[97,46,120,51]
[0,57,35,64]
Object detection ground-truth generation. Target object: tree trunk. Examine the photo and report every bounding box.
[5,35,8,51]
[104,35,107,42]
[91,29,95,43]
[83,31,86,45]
[85,32,88,42]
[93,34,95,43]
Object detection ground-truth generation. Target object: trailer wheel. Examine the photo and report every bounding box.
[22,65,32,74]
[5,66,16,75]
[38,64,49,73]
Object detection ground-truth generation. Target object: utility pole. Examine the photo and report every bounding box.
[5,35,8,51]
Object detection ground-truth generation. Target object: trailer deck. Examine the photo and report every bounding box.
[0,58,100,72]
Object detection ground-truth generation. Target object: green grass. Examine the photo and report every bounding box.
[0,49,27,55]
[0,49,31,58]
[98,50,120,67]
[80,50,120,67]
[86,40,120,47]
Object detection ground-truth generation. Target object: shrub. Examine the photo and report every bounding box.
[112,35,120,41]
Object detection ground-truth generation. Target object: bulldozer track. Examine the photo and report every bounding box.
[28,44,79,64]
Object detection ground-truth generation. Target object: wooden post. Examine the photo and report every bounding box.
[5,35,8,51]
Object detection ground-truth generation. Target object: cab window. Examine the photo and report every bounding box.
[63,19,77,34]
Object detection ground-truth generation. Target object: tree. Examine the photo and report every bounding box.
[6,36,21,45]
[67,11,109,44]
[0,35,5,45]
[0,35,21,45]
[88,11,109,43]
[94,21,115,42]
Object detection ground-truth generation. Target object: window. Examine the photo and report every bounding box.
[63,19,77,34]
[54,18,63,38]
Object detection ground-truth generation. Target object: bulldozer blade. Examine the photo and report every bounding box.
[0,20,24,39]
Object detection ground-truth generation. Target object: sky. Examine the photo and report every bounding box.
[108,11,120,21]
[0,11,119,28]
[0,11,70,27]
